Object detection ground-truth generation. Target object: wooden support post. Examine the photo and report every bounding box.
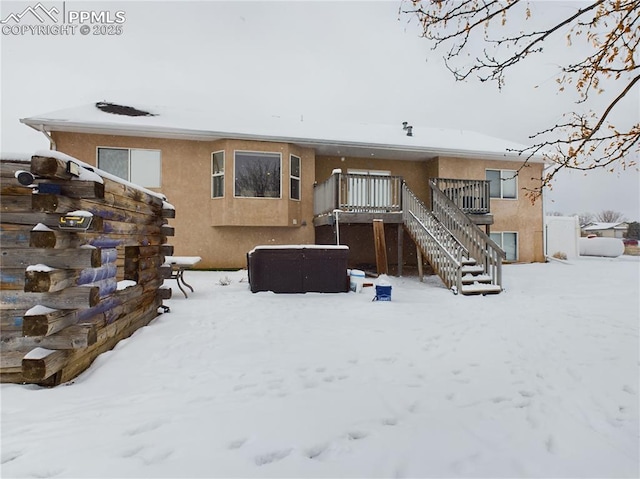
[397,224,403,277]
[416,245,424,282]
[373,219,388,275]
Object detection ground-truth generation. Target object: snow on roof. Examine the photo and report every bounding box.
[583,222,628,230]
[20,102,547,163]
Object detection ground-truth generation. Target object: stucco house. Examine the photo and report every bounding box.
[582,222,629,238]
[20,102,547,294]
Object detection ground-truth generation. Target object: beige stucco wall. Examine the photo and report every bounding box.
[436,156,545,262]
[51,131,545,268]
[52,132,316,268]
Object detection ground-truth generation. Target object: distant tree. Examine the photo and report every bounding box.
[547,211,564,216]
[404,0,640,200]
[625,221,640,239]
[575,212,595,227]
[595,209,627,222]
[235,161,280,197]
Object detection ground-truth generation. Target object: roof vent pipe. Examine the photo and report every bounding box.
[406,126,413,137]
[402,121,408,130]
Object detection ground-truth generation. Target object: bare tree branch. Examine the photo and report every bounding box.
[404,0,640,200]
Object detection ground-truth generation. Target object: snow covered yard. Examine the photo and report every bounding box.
[1,257,638,478]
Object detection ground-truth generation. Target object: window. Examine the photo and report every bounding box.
[97,148,161,188]
[490,232,518,261]
[234,151,281,198]
[290,155,301,200]
[211,151,224,198]
[486,169,517,199]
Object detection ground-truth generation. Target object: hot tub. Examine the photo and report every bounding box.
[247,245,349,293]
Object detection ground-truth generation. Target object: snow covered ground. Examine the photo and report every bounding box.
[2,257,639,478]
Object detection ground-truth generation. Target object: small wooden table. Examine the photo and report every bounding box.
[164,256,201,298]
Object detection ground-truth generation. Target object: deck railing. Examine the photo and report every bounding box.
[429,180,504,288]
[432,178,491,214]
[314,172,402,216]
[402,185,465,292]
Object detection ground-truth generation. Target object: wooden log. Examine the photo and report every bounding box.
[127,245,166,258]
[0,286,100,310]
[373,219,388,275]
[161,225,175,237]
[1,195,32,212]
[23,283,144,336]
[36,180,105,199]
[31,194,165,226]
[0,309,24,331]
[0,212,104,230]
[162,244,174,257]
[101,175,164,210]
[162,207,176,219]
[22,348,69,381]
[102,219,162,236]
[30,231,165,249]
[1,268,26,290]
[0,160,31,178]
[23,306,109,337]
[124,256,164,280]
[1,247,101,269]
[24,264,117,293]
[2,324,97,351]
[56,298,161,384]
[0,183,34,196]
[0,351,26,373]
[0,372,32,384]
[22,308,69,336]
[30,155,75,180]
[31,156,163,209]
[102,290,156,324]
[0,226,32,248]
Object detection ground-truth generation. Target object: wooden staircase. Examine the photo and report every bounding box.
[402,182,504,295]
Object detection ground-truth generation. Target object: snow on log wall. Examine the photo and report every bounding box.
[0,155,175,386]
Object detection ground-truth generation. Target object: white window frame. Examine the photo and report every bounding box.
[486,169,517,200]
[211,151,225,198]
[233,150,282,199]
[490,231,518,262]
[97,147,162,188]
[290,154,301,201]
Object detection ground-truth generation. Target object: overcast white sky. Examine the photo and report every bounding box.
[1,0,638,220]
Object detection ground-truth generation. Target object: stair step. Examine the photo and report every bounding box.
[461,283,502,295]
[461,257,477,266]
[461,274,492,284]
[461,265,484,275]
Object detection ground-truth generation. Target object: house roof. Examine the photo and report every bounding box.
[583,222,628,231]
[20,102,548,163]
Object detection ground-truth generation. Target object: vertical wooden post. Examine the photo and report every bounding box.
[373,219,388,275]
[397,224,403,277]
[416,245,424,282]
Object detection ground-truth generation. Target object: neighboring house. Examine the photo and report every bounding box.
[582,222,629,238]
[20,102,547,294]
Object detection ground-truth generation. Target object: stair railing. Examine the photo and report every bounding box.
[429,180,505,289]
[402,184,464,292]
